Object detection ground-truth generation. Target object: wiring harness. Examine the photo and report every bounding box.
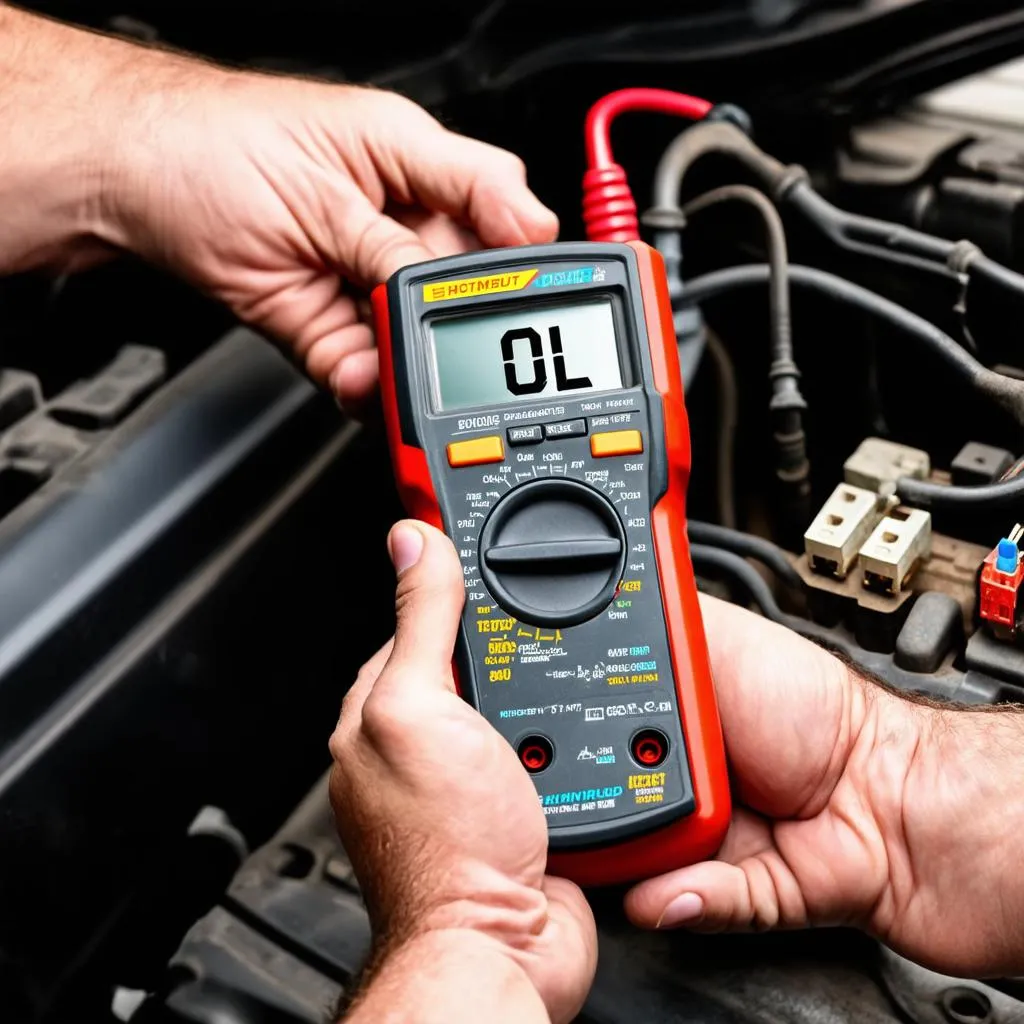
[579,87,1024,690]
[581,88,1024,512]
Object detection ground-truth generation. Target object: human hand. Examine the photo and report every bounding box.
[0,8,556,415]
[328,521,596,1023]
[106,72,556,414]
[625,595,1024,978]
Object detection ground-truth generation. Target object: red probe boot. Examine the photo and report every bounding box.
[582,87,712,243]
[582,164,639,243]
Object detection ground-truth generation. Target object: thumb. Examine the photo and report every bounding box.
[385,520,465,684]
[625,860,765,934]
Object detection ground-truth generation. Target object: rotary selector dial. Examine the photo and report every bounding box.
[479,478,627,627]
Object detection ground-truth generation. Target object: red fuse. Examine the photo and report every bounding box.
[980,528,1024,629]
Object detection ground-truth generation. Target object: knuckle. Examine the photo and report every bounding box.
[375,90,435,134]
[497,149,527,180]
[327,723,348,765]
[360,684,419,743]
[379,88,419,113]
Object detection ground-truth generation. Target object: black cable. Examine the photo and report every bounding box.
[784,184,957,277]
[680,186,793,378]
[688,521,802,590]
[894,473,1024,510]
[651,123,1024,511]
[657,184,810,526]
[650,121,787,212]
[650,118,1024,314]
[973,254,1024,296]
[690,544,855,658]
[680,263,1024,429]
[692,543,781,615]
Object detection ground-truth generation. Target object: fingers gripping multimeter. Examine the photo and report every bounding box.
[372,241,730,887]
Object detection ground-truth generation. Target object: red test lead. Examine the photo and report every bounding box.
[582,88,713,243]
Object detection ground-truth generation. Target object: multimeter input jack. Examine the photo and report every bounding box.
[630,729,669,769]
[517,735,554,774]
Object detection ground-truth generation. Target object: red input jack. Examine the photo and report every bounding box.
[517,735,554,774]
[582,88,713,243]
[630,729,669,768]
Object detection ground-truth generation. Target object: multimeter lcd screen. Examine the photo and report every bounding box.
[429,299,622,411]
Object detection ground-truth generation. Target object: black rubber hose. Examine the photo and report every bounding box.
[690,544,855,658]
[894,473,1024,510]
[688,521,802,591]
[652,121,969,279]
[651,118,1024,300]
[664,185,809,528]
[651,121,787,210]
[691,544,782,617]
[972,253,1024,301]
[680,263,1024,429]
[680,186,793,376]
[785,183,956,270]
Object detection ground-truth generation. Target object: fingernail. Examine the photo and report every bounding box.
[389,523,424,575]
[656,892,704,929]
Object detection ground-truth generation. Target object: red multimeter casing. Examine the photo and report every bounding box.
[372,240,730,887]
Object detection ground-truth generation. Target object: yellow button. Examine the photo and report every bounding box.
[591,429,644,458]
[447,435,505,467]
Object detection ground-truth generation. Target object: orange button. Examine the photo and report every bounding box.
[591,429,643,458]
[447,435,505,467]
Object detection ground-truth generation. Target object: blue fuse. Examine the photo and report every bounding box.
[997,537,1020,575]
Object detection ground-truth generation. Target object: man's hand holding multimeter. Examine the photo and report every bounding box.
[330,520,598,1024]
[371,240,730,887]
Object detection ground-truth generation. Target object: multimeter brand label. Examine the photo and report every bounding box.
[423,264,608,303]
[422,268,539,303]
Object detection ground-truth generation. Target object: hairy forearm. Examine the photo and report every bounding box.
[0,4,219,274]
[0,4,120,270]
[909,700,1024,975]
[860,677,1024,975]
[342,930,549,1024]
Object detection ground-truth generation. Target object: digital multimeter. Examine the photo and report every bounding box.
[372,241,730,887]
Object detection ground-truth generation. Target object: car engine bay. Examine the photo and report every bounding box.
[6,1,1024,1021]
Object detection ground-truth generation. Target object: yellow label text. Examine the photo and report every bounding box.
[628,773,666,789]
[423,269,538,303]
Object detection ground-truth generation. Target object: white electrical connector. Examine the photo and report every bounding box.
[804,483,885,578]
[859,507,932,595]
[843,437,930,494]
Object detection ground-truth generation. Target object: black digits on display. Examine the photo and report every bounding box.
[500,328,545,395]
[501,325,593,397]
